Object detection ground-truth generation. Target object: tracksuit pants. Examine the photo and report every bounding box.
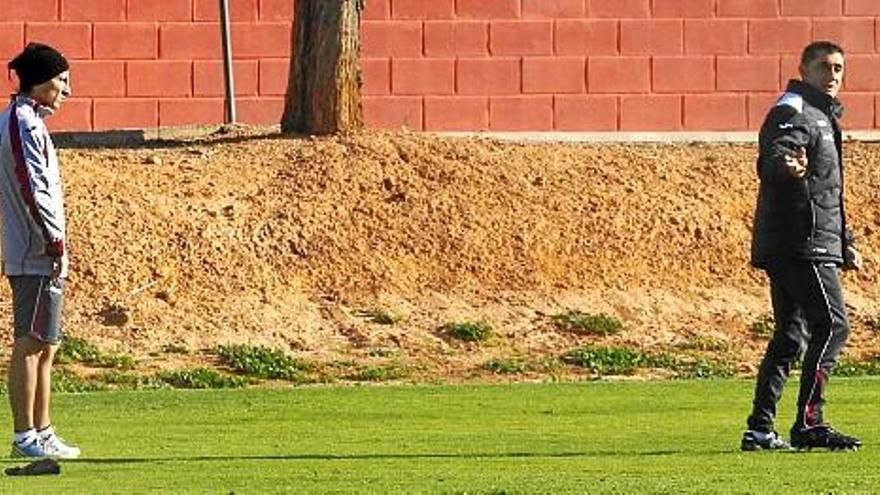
[747,260,850,433]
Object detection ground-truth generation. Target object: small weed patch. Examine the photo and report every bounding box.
[155,368,247,389]
[52,368,105,393]
[444,321,493,342]
[97,354,138,370]
[354,309,400,325]
[750,315,775,337]
[92,370,165,390]
[483,359,528,374]
[216,344,313,381]
[533,357,565,373]
[562,346,644,375]
[57,336,137,370]
[665,356,736,379]
[56,336,101,364]
[552,311,622,336]
[835,358,880,377]
[347,365,406,382]
[563,346,735,378]
[368,347,398,358]
[161,343,190,354]
[93,370,141,388]
[674,335,729,352]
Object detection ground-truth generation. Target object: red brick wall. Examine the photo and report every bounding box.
[1,0,290,131]
[2,0,879,132]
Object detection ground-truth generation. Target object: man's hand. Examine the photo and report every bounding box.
[844,245,863,271]
[785,146,808,178]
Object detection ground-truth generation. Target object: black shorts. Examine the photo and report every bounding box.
[8,275,65,344]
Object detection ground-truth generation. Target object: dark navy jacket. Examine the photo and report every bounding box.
[751,80,853,268]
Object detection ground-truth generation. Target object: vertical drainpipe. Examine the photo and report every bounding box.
[220,0,237,124]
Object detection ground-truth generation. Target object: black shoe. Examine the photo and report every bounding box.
[790,425,861,451]
[741,430,791,451]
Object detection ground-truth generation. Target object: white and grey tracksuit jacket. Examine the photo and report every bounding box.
[0,95,68,278]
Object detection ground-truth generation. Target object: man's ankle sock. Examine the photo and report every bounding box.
[36,425,54,439]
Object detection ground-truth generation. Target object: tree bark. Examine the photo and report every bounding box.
[281,0,364,135]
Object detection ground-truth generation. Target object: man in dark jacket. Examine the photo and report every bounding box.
[742,41,862,451]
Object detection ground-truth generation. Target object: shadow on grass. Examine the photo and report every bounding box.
[0,449,716,466]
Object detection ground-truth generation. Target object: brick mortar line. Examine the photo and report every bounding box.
[45,127,880,147]
[435,130,880,143]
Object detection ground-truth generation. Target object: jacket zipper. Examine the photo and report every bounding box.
[809,200,816,241]
[804,179,816,241]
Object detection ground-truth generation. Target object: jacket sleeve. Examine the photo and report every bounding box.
[758,106,813,183]
[13,119,65,257]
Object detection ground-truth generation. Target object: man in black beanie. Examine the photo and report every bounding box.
[8,43,70,99]
[1,42,79,459]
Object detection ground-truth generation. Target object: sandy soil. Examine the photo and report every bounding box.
[3,128,880,380]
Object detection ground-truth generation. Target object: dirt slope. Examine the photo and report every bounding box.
[3,129,880,378]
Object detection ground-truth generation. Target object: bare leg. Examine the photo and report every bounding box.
[33,344,58,430]
[8,337,47,432]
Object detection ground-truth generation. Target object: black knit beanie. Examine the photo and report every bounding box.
[8,43,69,92]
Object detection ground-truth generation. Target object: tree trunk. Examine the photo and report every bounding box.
[281,0,364,135]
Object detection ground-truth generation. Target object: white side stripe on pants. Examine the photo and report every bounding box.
[803,263,836,428]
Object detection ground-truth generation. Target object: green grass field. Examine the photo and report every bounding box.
[1,378,878,494]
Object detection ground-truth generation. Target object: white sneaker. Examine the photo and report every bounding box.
[10,437,49,458]
[39,431,80,459]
